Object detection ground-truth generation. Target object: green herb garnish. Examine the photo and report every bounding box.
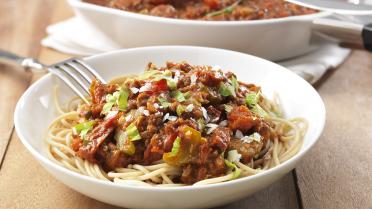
[231,76,239,91]
[245,92,260,107]
[176,105,186,116]
[115,130,136,155]
[172,91,186,102]
[102,88,130,114]
[74,121,95,141]
[252,104,269,118]
[166,137,181,157]
[197,118,206,132]
[206,0,242,17]
[139,70,160,80]
[219,83,236,97]
[158,97,171,108]
[125,123,141,141]
[118,88,129,111]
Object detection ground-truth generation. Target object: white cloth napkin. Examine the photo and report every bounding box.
[41,17,351,84]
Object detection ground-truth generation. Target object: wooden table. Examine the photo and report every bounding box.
[0,1,371,208]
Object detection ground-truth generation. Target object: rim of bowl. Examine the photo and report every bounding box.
[68,0,332,26]
[14,46,326,192]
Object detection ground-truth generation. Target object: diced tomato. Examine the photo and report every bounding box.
[203,0,221,9]
[152,79,168,92]
[228,105,259,133]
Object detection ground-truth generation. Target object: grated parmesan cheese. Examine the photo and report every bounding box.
[163,113,169,122]
[143,110,150,116]
[125,114,132,122]
[105,111,118,119]
[206,123,219,134]
[139,83,152,92]
[130,87,139,94]
[241,132,262,144]
[227,150,241,163]
[190,74,197,85]
[235,130,244,138]
[185,104,194,112]
[219,120,228,127]
[201,107,209,122]
[168,116,177,121]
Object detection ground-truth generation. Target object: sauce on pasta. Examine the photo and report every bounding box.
[46,62,307,186]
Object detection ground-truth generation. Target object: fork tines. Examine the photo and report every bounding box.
[48,58,106,104]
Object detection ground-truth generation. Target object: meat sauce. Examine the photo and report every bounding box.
[72,62,271,184]
[84,0,317,21]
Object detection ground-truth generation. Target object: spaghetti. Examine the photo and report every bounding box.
[46,62,308,187]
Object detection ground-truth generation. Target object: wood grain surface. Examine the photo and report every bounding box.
[296,50,372,209]
[0,0,54,166]
[0,0,371,209]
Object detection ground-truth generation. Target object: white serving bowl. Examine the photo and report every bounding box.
[68,0,331,61]
[14,46,325,209]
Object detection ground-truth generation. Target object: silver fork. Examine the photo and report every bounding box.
[0,49,106,104]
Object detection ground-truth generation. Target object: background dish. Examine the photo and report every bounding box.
[83,0,317,21]
[68,0,331,61]
[14,46,325,209]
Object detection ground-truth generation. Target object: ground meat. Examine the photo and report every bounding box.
[75,115,118,163]
[136,114,162,140]
[207,106,221,122]
[229,139,264,163]
[143,133,164,164]
[136,92,151,107]
[209,127,230,152]
[228,105,260,133]
[195,69,224,87]
[205,88,223,104]
[150,5,177,17]
[181,153,226,184]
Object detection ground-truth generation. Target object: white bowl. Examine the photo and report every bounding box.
[14,46,325,209]
[68,0,331,61]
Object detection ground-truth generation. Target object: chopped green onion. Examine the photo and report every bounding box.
[176,105,186,116]
[183,91,191,99]
[172,91,186,102]
[140,70,160,80]
[152,72,177,90]
[252,104,269,118]
[125,123,141,141]
[231,76,239,91]
[245,92,260,107]
[74,121,95,140]
[224,159,241,180]
[197,118,205,132]
[115,130,136,155]
[166,137,181,157]
[102,93,116,114]
[166,79,177,90]
[224,104,233,113]
[164,70,172,76]
[219,83,236,97]
[117,88,129,111]
[158,97,171,108]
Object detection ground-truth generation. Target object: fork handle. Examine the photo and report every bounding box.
[312,18,372,52]
[0,49,45,70]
